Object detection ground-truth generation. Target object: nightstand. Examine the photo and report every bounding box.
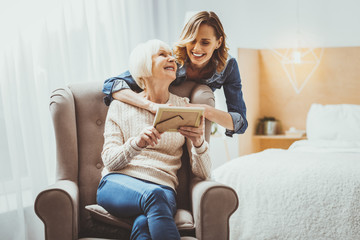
[253,135,307,152]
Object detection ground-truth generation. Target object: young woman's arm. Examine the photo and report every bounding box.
[187,59,247,137]
[221,59,248,136]
[196,104,234,130]
[112,89,158,114]
[202,58,247,136]
[103,71,163,114]
[185,103,233,130]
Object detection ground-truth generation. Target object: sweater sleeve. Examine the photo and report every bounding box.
[187,140,212,180]
[101,102,143,171]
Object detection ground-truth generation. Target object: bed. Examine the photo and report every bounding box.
[212,104,360,240]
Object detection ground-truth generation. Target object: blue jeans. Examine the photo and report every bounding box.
[96,173,181,240]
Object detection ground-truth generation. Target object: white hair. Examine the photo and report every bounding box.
[129,39,172,90]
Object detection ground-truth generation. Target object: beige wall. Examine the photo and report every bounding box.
[238,46,360,155]
[237,49,260,156]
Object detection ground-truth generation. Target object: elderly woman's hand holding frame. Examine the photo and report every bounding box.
[135,126,163,148]
[178,116,205,148]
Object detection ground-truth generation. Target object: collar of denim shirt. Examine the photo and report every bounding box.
[175,55,232,85]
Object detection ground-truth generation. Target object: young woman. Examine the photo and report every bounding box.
[97,39,211,240]
[103,11,247,137]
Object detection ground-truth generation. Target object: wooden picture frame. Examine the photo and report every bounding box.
[153,106,204,132]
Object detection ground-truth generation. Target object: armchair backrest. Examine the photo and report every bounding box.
[49,81,215,235]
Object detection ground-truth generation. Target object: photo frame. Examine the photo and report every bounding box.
[153,106,204,132]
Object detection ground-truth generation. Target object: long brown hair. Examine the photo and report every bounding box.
[173,11,229,72]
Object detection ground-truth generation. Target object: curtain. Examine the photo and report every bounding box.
[0,0,184,239]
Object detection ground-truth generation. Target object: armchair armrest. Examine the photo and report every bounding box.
[191,178,238,240]
[34,180,79,240]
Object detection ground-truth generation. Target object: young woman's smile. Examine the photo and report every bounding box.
[186,24,222,69]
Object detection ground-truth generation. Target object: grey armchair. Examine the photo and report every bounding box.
[34,81,238,240]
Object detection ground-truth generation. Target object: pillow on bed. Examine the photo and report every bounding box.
[306,104,360,141]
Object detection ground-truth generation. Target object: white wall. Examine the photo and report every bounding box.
[182,0,360,54]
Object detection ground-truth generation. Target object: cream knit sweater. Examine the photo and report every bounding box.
[101,93,211,190]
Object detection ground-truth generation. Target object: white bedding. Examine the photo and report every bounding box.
[212,140,360,240]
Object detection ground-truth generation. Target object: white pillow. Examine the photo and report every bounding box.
[306,104,360,141]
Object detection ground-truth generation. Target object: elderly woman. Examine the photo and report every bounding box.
[96,39,211,240]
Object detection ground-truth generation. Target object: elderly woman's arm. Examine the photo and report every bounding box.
[102,101,163,170]
[179,117,212,179]
[101,102,143,171]
[189,141,212,179]
[102,134,143,171]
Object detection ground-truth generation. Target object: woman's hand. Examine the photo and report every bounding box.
[135,126,162,148]
[186,103,234,131]
[178,116,205,148]
[185,103,208,118]
[148,102,173,114]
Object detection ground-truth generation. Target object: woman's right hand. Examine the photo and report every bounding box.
[135,126,162,148]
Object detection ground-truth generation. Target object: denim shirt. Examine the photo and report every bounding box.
[102,57,248,137]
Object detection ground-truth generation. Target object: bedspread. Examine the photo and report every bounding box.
[212,141,360,240]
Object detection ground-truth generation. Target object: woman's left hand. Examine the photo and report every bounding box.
[178,116,205,148]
